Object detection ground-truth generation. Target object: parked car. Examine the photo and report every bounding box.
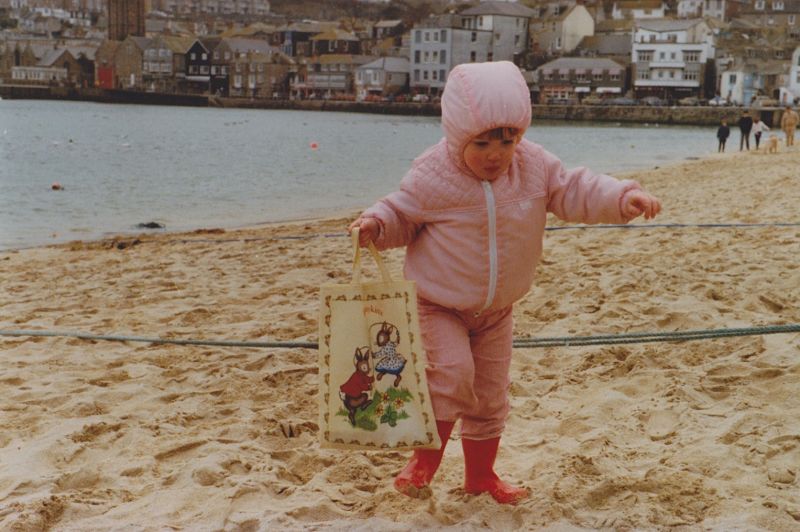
[678,96,702,106]
[581,95,604,106]
[708,96,732,106]
[411,94,430,103]
[640,96,666,106]
[605,97,637,106]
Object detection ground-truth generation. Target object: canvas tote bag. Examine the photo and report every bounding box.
[318,229,440,450]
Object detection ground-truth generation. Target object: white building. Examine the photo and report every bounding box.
[632,18,715,100]
[529,4,594,55]
[785,46,800,104]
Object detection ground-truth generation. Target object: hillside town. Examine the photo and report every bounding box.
[1,0,800,106]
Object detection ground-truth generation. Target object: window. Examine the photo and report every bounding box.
[423,51,430,63]
[545,71,554,80]
[415,30,421,43]
[659,51,665,60]
[658,70,664,78]
[440,50,446,64]
[202,53,207,60]
[372,71,379,83]
[669,70,675,78]
[414,50,420,63]
[755,0,765,8]
[638,69,650,80]
[610,72,621,81]
[440,30,447,42]
[432,70,438,80]
[432,51,438,62]
[423,70,428,80]
[470,51,477,62]
[433,32,438,42]
[200,66,209,74]
[424,31,430,42]
[514,35,520,46]
[790,14,796,24]
[773,0,784,9]
[214,51,219,60]
[670,52,676,60]
[221,66,227,75]
[576,73,587,81]
[561,72,569,80]
[684,51,700,62]
[224,51,231,60]
[471,32,477,42]
[555,37,562,49]
[638,51,653,61]
[190,52,196,60]
[414,69,420,81]
[211,65,217,75]
[440,69,446,81]
[685,71,698,80]
[594,72,603,80]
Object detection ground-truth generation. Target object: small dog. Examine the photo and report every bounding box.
[767,134,779,154]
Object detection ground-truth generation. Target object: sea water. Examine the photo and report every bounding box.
[0,100,713,251]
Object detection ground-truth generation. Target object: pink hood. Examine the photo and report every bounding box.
[441,61,531,173]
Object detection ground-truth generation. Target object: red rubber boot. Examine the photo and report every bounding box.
[393,420,455,499]
[462,437,528,504]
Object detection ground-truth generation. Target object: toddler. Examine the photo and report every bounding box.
[349,61,661,504]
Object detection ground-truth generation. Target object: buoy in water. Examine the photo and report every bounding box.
[51,182,63,190]
[310,142,319,150]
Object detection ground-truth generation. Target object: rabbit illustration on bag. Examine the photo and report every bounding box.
[371,322,407,387]
[339,346,374,426]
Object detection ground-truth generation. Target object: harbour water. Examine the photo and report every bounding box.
[0,100,715,251]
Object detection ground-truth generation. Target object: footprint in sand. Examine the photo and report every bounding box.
[645,410,680,441]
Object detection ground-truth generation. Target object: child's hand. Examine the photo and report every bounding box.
[348,217,380,247]
[622,190,662,220]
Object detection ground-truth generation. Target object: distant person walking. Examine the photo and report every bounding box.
[717,119,730,152]
[738,111,753,151]
[752,116,769,150]
[780,105,798,146]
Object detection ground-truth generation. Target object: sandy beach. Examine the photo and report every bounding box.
[1,141,799,530]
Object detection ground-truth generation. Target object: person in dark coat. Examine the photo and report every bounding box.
[717,119,730,152]
[739,111,753,151]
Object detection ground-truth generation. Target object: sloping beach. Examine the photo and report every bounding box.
[1,144,799,530]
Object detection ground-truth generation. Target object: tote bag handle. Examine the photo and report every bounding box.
[351,228,392,284]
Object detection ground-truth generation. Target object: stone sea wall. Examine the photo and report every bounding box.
[0,84,786,127]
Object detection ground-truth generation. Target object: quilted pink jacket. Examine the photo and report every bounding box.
[362,61,641,314]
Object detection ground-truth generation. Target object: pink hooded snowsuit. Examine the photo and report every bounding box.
[361,61,642,439]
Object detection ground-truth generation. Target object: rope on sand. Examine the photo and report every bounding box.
[2,324,798,350]
[142,222,800,246]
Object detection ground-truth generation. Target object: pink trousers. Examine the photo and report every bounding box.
[418,298,513,440]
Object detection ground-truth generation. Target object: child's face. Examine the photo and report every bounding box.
[463,130,521,181]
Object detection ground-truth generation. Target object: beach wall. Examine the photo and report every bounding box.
[0,84,786,126]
